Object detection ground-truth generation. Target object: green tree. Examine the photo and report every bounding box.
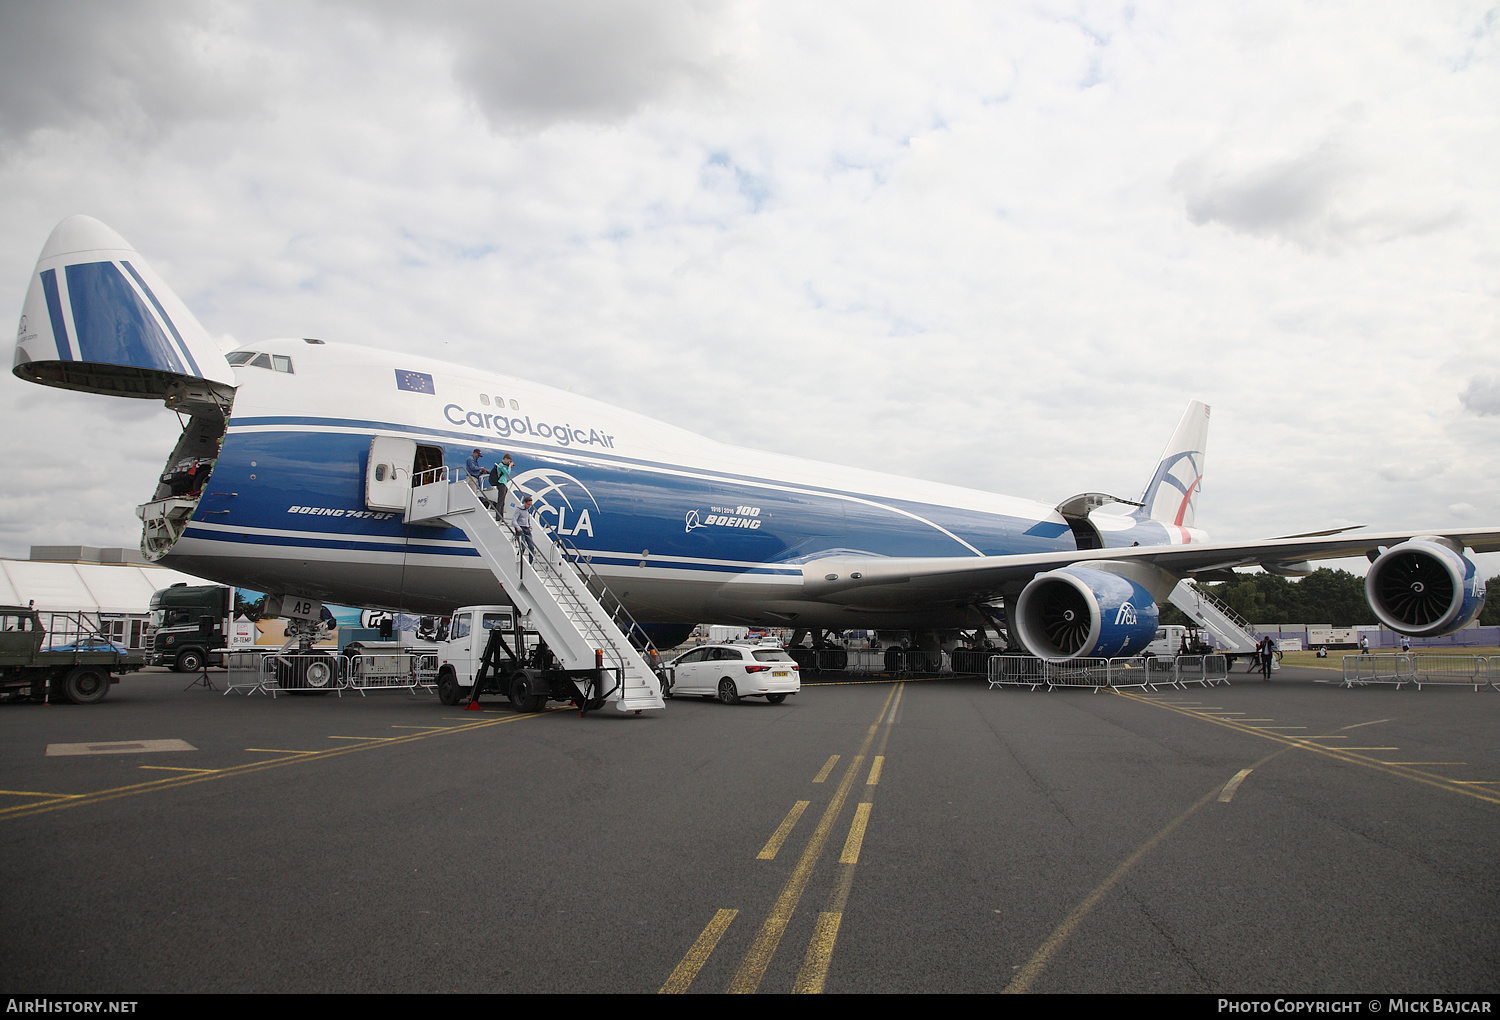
[1481,576,1500,626]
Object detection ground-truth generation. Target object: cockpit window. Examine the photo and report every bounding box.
[231,351,295,373]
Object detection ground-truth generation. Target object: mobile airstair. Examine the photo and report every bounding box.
[1169,577,1264,665]
[409,471,665,713]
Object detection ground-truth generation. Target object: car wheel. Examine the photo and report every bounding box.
[176,648,205,673]
[61,666,110,705]
[718,678,739,705]
[766,693,787,704]
[437,671,461,706]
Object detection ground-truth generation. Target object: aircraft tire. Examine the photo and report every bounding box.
[61,666,110,705]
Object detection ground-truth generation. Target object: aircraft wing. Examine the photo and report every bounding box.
[797,527,1500,611]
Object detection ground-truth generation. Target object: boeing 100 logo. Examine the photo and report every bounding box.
[513,468,599,537]
[686,504,763,533]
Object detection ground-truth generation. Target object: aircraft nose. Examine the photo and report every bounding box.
[38,214,133,260]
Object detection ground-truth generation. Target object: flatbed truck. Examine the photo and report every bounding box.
[0,605,146,704]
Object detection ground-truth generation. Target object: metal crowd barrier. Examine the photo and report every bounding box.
[343,652,439,696]
[987,655,1047,690]
[1340,653,1414,688]
[1410,654,1494,692]
[1171,654,1230,688]
[988,654,1229,692]
[220,650,441,697]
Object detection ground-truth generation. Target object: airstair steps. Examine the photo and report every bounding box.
[1169,577,1261,656]
[418,478,664,713]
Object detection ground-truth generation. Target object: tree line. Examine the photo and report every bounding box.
[1159,569,1500,628]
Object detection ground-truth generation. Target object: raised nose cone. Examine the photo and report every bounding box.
[38,214,134,260]
[14,215,234,402]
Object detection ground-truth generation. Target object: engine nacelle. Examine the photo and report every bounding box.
[1365,538,1485,637]
[1013,566,1160,661]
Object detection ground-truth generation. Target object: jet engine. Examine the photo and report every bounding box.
[1013,565,1160,660]
[1365,537,1486,637]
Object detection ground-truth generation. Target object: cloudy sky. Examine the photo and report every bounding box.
[1,1,1496,579]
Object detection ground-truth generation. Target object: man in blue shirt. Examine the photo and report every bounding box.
[465,449,486,493]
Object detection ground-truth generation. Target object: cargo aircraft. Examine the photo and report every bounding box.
[11,216,1497,659]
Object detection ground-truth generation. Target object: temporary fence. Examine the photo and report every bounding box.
[1339,653,1499,692]
[1410,654,1495,692]
[221,649,439,697]
[987,653,1227,692]
[1340,654,1414,688]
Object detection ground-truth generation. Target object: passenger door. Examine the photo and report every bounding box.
[365,436,416,511]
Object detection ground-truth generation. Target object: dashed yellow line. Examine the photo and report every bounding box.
[812,755,840,783]
[866,756,884,785]
[839,802,873,864]
[758,801,810,860]
[659,909,739,994]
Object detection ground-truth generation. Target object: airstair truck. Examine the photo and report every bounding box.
[0,605,145,703]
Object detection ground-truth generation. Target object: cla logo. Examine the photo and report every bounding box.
[16,315,25,341]
[1114,601,1137,627]
[512,468,599,538]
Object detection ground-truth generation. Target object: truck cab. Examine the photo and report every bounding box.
[435,606,529,694]
[148,583,230,671]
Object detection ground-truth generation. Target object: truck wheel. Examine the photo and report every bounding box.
[61,666,110,705]
[176,648,205,673]
[509,673,546,713]
[437,671,461,706]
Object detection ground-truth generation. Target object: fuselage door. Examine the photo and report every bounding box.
[366,435,416,511]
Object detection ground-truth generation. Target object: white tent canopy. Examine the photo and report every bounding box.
[0,559,212,614]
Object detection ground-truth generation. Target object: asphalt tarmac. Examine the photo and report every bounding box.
[2,665,1497,994]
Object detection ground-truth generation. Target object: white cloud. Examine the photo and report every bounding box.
[1459,375,1500,416]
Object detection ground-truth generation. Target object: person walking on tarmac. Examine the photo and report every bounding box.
[1259,635,1276,680]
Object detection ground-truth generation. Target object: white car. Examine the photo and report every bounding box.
[666,643,801,704]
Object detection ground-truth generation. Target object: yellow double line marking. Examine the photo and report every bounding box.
[663,683,903,994]
[0,711,549,821]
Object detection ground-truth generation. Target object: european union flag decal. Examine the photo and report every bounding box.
[395,369,435,394]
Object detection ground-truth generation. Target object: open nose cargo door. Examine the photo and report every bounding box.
[13,215,239,559]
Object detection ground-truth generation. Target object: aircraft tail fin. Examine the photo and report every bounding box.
[1138,401,1210,529]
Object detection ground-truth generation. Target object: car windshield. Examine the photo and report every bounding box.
[752,650,794,662]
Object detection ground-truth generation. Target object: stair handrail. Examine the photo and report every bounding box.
[550,531,664,669]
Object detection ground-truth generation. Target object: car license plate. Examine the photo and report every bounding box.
[773,670,790,677]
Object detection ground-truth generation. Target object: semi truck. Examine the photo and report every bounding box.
[147,583,230,671]
[0,605,146,703]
